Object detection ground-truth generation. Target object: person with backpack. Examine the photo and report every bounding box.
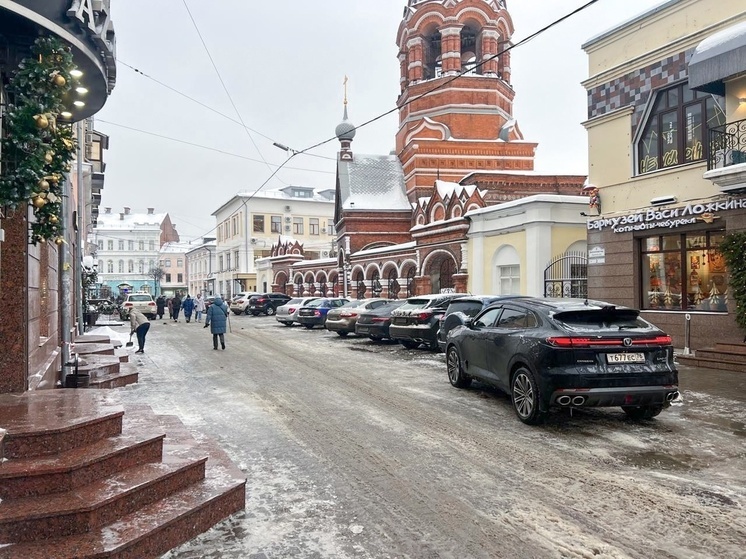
[204,295,229,350]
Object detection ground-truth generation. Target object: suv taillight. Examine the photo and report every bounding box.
[546,336,673,348]
[124,303,133,307]
[416,311,433,322]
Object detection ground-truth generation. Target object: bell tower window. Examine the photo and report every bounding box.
[423,28,442,80]
[460,24,480,76]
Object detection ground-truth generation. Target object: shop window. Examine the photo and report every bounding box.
[641,231,728,312]
[636,83,725,175]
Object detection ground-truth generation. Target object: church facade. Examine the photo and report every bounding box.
[259,0,587,299]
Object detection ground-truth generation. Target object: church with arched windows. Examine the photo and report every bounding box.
[259,0,588,299]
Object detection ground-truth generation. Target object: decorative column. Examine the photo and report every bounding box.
[399,52,408,92]
[480,29,500,77]
[440,24,463,76]
[407,36,424,83]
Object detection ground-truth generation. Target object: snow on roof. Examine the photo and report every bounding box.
[465,194,588,217]
[95,211,167,229]
[353,241,417,256]
[434,179,479,199]
[692,20,746,58]
[338,154,411,211]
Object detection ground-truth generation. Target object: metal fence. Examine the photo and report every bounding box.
[544,251,588,299]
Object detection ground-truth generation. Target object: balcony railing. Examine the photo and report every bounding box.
[708,117,746,170]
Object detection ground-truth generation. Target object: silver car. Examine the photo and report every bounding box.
[325,298,392,337]
[275,297,319,326]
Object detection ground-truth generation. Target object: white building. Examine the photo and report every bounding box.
[212,186,335,298]
[185,238,217,297]
[92,207,180,297]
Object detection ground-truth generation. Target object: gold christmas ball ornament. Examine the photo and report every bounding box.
[53,74,66,87]
[34,114,49,129]
[55,237,64,246]
[38,179,50,191]
[32,196,46,208]
[50,214,59,224]
[44,152,54,164]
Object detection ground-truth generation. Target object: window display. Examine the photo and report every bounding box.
[641,231,727,311]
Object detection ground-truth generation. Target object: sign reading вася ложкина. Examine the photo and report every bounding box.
[587,197,746,234]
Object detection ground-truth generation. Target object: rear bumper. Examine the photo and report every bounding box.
[389,324,436,343]
[325,319,355,332]
[549,385,680,408]
[298,316,324,326]
[355,324,389,338]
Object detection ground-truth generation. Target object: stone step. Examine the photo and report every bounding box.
[676,354,746,373]
[87,367,139,389]
[714,342,746,355]
[73,343,116,356]
[0,463,246,559]
[0,391,124,459]
[74,334,122,348]
[0,455,207,542]
[695,348,746,363]
[0,410,165,499]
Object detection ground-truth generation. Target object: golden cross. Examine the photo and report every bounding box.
[343,75,349,106]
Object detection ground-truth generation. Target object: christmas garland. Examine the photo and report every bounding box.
[0,36,78,245]
[719,232,746,336]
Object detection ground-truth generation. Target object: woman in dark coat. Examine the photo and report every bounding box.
[156,295,166,319]
[204,296,229,350]
[171,295,182,322]
[182,295,195,323]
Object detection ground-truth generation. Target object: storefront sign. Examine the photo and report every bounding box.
[588,197,746,233]
[588,246,605,264]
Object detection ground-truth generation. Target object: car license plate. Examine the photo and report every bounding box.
[607,352,645,364]
[357,326,369,333]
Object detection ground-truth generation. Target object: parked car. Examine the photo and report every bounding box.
[445,298,679,425]
[119,292,157,320]
[325,298,391,337]
[297,298,349,329]
[229,292,259,315]
[436,295,529,351]
[275,297,319,326]
[354,300,406,340]
[389,293,468,350]
[248,293,292,316]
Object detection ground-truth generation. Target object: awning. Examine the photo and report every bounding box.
[688,21,746,95]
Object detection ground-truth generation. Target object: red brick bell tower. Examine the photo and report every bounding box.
[396,0,538,201]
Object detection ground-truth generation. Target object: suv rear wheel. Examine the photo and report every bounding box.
[266,306,276,316]
[446,347,471,388]
[511,366,546,425]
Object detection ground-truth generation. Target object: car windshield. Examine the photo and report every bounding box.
[129,295,152,302]
[286,298,302,305]
[306,299,328,308]
[397,299,432,310]
[553,309,654,332]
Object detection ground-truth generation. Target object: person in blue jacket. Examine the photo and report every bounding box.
[182,295,195,323]
[204,295,229,350]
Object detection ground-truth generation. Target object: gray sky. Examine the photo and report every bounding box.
[96,0,658,240]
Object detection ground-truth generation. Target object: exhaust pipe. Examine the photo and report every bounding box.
[557,395,572,406]
[572,396,586,406]
[666,391,680,402]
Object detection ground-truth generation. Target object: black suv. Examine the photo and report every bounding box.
[436,295,529,351]
[389,293,468,350]
[248,293,291,316]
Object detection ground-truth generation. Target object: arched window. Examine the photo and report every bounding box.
[636,83,725,174]
[388,269,400,299]
[118,260,124,273]
[423,29,442,79]
[355,271,365,299]
[439,258,456,292]
[107,260,114,273]
[128,260,134,273]
[371,270,382,296]
[493,245,521,295]
[406,268,416,298]
[138,260,144,274]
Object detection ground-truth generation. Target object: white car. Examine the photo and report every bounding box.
[120,292,157,320]
[229,292,258,315]
[275,297,319,326]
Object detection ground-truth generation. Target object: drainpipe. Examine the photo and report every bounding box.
[76,120,85,334]
[60,148,73,386]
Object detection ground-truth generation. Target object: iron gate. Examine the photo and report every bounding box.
[544,251,588,298]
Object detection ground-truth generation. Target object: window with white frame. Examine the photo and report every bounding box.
[293,217,304,235]
[310,218,319,235]
[118,240,124,250]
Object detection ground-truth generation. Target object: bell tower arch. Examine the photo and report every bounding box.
[395,0,537,200]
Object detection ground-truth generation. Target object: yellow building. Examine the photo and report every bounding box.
[582,0,746,350]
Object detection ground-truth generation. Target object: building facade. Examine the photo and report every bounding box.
[0,1,116,392]
[212,186,335,299]
[263,0,586,298]
[185,238,216,297]
[581,0,746,349]
[92,207,179,298]
[159,242,190,297]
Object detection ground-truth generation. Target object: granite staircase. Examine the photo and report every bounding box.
[0,390,246,558]
[73,334,139,388]
[677,342,746,373]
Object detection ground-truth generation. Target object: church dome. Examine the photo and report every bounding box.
[335,106,356,141]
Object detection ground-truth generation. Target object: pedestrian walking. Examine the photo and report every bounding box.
[172,294,182,322]
[194,293,206,323]
[183,295,194,323]
[167,297,173,319]
[156,295,166,320]
[204,295,229,350]
[128,307,151,354]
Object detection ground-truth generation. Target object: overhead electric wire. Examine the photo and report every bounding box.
[181,0,282,182]
[100,0,602,244]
